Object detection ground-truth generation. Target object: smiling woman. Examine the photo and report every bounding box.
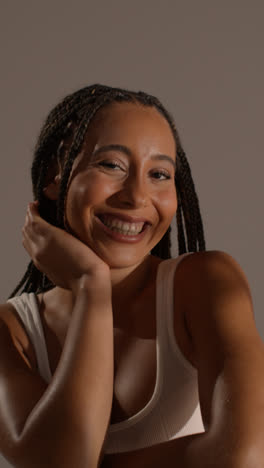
[1,84,260,468]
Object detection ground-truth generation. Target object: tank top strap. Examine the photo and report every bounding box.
[156,252,196,374]
[6,292,52,383]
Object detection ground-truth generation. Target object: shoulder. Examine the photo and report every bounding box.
[173,250,254,362]
[174,249,254,322]
[0,301,37,371]
[177,248,257,346]
[0,302,20,331]
[174,249,251,294]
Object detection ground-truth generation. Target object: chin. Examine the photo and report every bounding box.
[98,251,149,270]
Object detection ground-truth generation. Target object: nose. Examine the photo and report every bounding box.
[115,173,148,208]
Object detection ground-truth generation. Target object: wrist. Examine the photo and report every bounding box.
[71,271,111,299]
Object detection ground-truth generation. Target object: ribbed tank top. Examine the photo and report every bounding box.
[7,254,204,454]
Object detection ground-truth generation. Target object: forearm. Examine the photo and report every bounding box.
[20,274,114,467]
[59,276,114,440]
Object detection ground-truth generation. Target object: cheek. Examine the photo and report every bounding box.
[154,187,177,218]
[66,173,112,214]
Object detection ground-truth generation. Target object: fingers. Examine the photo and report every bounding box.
[22,201,47,270]
[27,200,39,220]
[25,201,50,237]
[22,207,34,255]
[22,201,42,253]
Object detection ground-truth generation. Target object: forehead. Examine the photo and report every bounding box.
[82,101,176,156]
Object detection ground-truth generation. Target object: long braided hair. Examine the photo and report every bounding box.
[8,84,206,299]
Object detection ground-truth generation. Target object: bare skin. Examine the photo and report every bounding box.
[33,254,166,425]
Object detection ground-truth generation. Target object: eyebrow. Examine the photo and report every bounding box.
[91,144,176,170]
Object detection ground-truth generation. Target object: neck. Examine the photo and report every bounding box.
[42,254,161,331]
[110,254,156,327]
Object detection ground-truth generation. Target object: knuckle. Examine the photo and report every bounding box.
[34,248,44,263]
[31,219,39,231]
[32,254,42,271]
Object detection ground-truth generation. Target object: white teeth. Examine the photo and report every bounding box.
[100,216,144,234]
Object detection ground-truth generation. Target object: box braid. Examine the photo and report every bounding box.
[8,84,206,299]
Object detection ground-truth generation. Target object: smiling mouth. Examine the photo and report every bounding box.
[97,215,147,235]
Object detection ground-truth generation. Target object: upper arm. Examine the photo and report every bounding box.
[0,307,48,465]
[178,250,264,436]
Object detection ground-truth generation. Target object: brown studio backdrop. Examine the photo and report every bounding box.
[0,1,263,466]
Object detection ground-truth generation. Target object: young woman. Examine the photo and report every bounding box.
[0,84,263,468]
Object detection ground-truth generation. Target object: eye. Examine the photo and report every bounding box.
[151,170,171,180]
[98,161,122,170]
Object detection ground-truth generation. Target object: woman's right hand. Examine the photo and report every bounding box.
[22,201,111,295]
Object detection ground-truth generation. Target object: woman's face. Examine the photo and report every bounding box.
[62,101,177,268]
